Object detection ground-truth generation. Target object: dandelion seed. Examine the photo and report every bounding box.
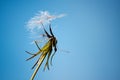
[27,11,66,33]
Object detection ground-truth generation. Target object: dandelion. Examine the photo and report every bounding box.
[26,11,66,80]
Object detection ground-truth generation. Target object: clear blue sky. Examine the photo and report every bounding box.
[0,0,120,80]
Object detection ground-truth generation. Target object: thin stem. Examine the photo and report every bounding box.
[30,53,47,80]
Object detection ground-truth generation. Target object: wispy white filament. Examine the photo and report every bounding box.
[27,11,66,32]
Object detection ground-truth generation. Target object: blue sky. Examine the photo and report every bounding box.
[0,0,120,80]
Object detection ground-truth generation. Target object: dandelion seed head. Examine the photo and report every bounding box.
[26,11,66,43]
